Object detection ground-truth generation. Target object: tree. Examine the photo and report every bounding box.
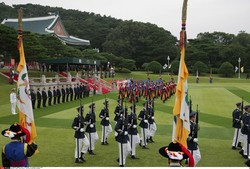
[170,60,180,75]
[147,61,162,74]
[193,61,208,75]
[218,61,234,77]
[142,63,149,70]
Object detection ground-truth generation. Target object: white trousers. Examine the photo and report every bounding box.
[75,136,89,158]
[101,124,113,143]
[88,132,98,151]
[149,122,157,137]
[189,147,201,166]
[232,128,243,147]
[243,134,250,157]
[129,134,140,156]
[118,142,131,166]
[11,102,16,114]
[140,127,149,146]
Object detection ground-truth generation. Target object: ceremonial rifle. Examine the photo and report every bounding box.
[194,104,199,138]
[241,97,244,118]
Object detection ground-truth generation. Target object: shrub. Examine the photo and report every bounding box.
[219,61,234,77]
[148,61,162,74]
[170,60,180,75]
[193,61,208,75]
[115,68,131,73]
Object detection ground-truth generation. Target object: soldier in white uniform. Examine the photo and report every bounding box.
[10,88,17,115]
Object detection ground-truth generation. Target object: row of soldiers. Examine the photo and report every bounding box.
[231,101,250,166]
[30,83,90,109]
[118,79,176,103]
[72,98,157,166]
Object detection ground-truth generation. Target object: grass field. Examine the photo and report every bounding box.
[0,71,250,167]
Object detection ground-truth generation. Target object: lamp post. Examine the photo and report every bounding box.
[94,60,97,76]
[238,57,241,79]
[167,56,170,75]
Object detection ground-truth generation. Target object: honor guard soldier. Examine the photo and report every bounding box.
[232,102,243,149]
[115,106,131,167]
[114,99,123,137]
[57,86,61,104]
[61,85,66,103]
[72,106,90,163]
[187,111,201,166]
[128,104,140,159]
[240,105,250,159]
[1,123,38,167]
[85,103,99,155]
[36,88,42,108]
[138,102,149,149]
[243,105,250,166]
[47,87,53,106]
[80,83,83,99]
[77,84,80,100]
[99,99,112,145]
[74,85,77,100]
[66,85,70,102]
[70,85,74,101]
[30,89,36,109]
[159,142,194,167]
[148,100,157,143]
[42,88,47,107]
[53,86,57,105]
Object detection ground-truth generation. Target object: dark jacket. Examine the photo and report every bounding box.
[42,91,47,99]
[232,108,242,128]
[187,121,198,150]
[128,113,138,135]
[72,114,85,138]
[148,107,155,124]
[241,112,250,135]
[138,108,148,128]
[85,112,97,133]
[99,108,110,126]
[37,91,42,100]
[115,117,129,143]
[48,90,52,98]
[114,105,122,121]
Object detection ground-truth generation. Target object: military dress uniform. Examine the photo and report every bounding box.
[187,112,201,166]
[138,104,149,149]
[240,106,250,159]
[72,108,90,163]
[66,85,69,102]
[36,88,42,108]
[128,106,140,159]
[148,104,157,142]
[53,87,57,105]
[61,86,66,103]
[115,115,131,167]
[114,102,123,137]
[232,102,243,149]
[85,104,99,154]
[30,90,36,109]
[99,101,112,145]
[42,88,47,107]
[48,87,52,106]
[70,85,74,101]
[57,87,61,104]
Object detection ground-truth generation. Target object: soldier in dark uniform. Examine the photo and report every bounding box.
[42,88,47,107]
[36,88,42,109]
[99,100,112,145]
[53,86,57,105]
[115,107,130,167]
[74,85,77,100]
[30,89,36,109]
[83,83,87,98]
[48,87,53,106]
[187,111,201,166]
[232,102,243,149]
[77,84,80,100]
[66,85,70,102]
[61,85,66,103]
[85,103,98,155]
[57,86,61,104]
[114,99,123,137]
[128,104,140,159]
[79,83,83,99]
[240,105,250,159]
[70,85,74,101]
[148,100,157,143]
[242,105,250,166]
[138,102,149,149]
[72,106,90,163]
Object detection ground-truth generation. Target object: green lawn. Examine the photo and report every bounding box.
[0,71,250,166]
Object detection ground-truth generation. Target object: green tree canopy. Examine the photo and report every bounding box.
[219,61,234,77]
[147,61,162,74]
[193,61,208,75]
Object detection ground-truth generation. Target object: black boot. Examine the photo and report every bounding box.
[80,153,85,162]
[142,146,149,149]
[238,142,242,148]
[89,150,96,155]
[149,136,154,143]
[75,158,83,163]
[131,155,139,159]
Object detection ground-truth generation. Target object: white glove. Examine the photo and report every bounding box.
[106,117,109,120]
[187,136,192,141]
[74,127,80,131]
[144,120,148,123]
[90,124,94,128]
[80,128,84,132]
[133,125,137,128]
[151,116,155,119]
[193,138,198,143]
[124,131,128,135]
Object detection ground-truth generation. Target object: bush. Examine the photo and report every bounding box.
[142,63,149,70]
[219,61,234,77]
[170,60,180,75]
[211,68,219,74]
[147,61,162,74]
[193,61,208,75]
[115,68,131,73]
